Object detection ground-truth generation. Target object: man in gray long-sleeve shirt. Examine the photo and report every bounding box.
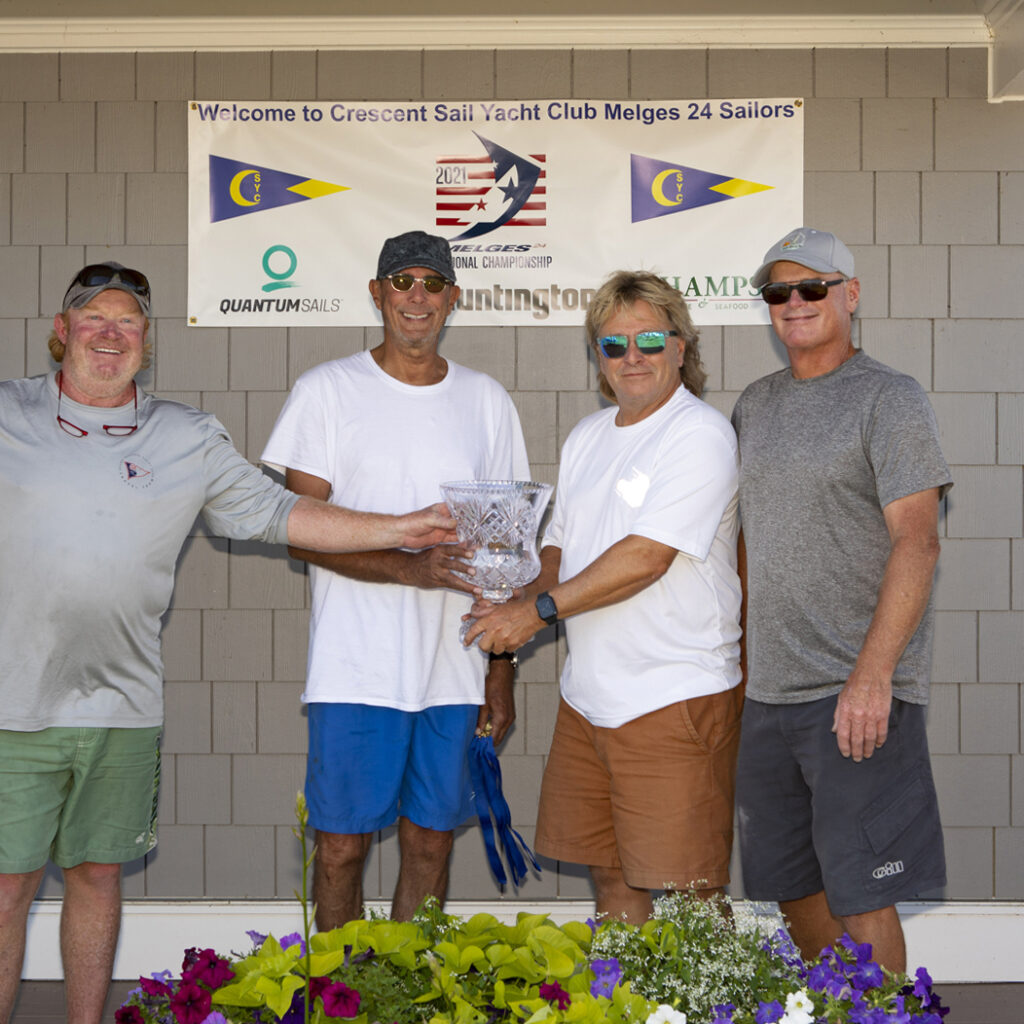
[0,262,454,1024]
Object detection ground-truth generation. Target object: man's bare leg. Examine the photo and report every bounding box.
[590,865,653,923]
[391,818,452,921]
[0,868,45,1024]
[61,862,122,1024]
[841,905,906,974]
[313,831,374,931]
[780,890,844,962]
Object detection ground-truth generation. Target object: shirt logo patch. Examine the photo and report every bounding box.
[120,454,154,489]
[615,468,650,508]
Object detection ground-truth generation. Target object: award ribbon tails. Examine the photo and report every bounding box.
[468,734,541,888]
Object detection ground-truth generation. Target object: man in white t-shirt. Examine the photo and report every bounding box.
[466,271,742,922]
[263,231,529,927]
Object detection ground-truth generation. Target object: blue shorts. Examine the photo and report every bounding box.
[305,703,477,835]
[736,696,946,917]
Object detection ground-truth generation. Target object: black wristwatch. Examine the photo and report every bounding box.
[489,650,519,669]
[535,591,559,625]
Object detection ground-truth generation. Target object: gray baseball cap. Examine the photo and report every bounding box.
[751,227,855,289]
[62,261,151,317]
[376,230,456,283]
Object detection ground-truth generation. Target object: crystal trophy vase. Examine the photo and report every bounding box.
[441,480,553,640]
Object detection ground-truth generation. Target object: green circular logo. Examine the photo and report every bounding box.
[262,245,298,291]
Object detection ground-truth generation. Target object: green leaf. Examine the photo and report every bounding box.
[254,973,305,1018]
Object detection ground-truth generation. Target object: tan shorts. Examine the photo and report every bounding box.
[535,688,743,891]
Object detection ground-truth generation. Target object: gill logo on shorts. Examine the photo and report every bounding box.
[630,155,773,223]
[872,859,904,880]
[209,155,349,222]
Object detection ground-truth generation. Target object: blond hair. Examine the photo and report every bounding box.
[585,270,706,400]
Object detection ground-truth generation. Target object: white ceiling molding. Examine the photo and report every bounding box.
[0,15,994,54]
[986,0,1024,98]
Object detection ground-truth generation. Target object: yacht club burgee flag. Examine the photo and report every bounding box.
[188,98,803,327]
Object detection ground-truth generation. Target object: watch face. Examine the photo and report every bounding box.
[535,592,558,624]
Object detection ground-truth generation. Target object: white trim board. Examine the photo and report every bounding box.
[0,15,993,53]
[22,899,1024,984]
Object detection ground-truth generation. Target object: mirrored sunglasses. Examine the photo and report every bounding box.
[760,277,845,305]
[598,330,678,359]
[386,273,451,294]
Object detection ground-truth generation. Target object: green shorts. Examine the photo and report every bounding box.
[0,726,161,872]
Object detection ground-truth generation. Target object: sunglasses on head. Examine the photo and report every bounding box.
[69,264,151,301]
[385,273,451,294]
[760,277,845,306]
[597,330,678,359]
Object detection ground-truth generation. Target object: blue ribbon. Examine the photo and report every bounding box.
[468,734,541,889]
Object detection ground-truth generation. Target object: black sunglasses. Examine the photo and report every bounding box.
[760,278,846,306]
[597,330,678,359]
[385,274,451,294]
[67,264,151,302]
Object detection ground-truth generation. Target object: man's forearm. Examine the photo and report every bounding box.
[285,495,456,560]
[286,543,416,585]
[853,530,940,680]
[545,534,676,620]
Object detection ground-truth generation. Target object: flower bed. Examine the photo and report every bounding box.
[116,893,948,1024]
[118,800,948,1024]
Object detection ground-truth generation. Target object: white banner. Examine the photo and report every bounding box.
[187,99,803,327]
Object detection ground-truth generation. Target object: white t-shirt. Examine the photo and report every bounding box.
[262,350,530,710]
[544,386,741,728]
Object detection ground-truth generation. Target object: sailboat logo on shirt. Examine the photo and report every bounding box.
[120,454,154,489]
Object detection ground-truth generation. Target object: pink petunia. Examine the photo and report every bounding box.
[539,981,571,1011]
[115,1006,144,1024]
[182,948,235,989]
[138,976,173,998]
[320,981,362,1018]
[169,981,213,1024]
[309,976,332,1002]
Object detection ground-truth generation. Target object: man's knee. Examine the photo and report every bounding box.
[0,869,44,916]
[316,831,373,870]
[398,820,453,863]
[62,862,122,894]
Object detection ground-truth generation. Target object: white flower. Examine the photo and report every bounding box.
[779,988,815,1024]
[646,1005,687,1024]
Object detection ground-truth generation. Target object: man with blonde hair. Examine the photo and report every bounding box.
[467,270,743,922]
[0,261,455,1024]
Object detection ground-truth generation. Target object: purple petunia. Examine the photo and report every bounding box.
[279,931,307,956]
[711,1002,736,1023]
[590,956,623,998]
[539,981,571,1011]
[754,999,784,1024]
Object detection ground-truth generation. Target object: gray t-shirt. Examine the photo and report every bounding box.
[732,352,952,705]
[0,373,300,730]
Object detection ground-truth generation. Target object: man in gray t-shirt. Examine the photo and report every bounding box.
[0,263,456,1024]
[732,228,952,974]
